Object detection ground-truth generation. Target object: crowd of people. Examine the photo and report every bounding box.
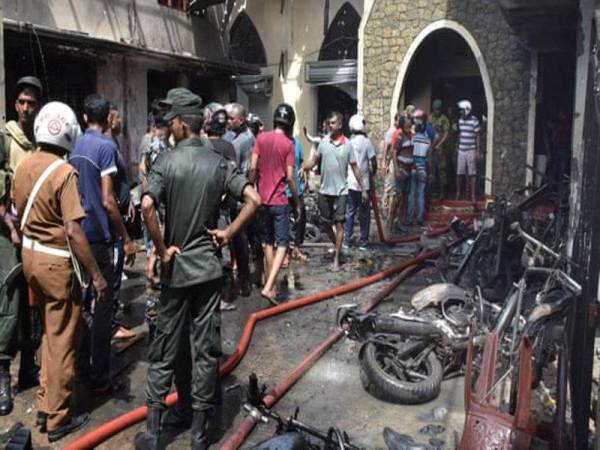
[382,99,483,233]
[0,74,486,448]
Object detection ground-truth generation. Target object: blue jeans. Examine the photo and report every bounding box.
[112,238,125,332]
[344,190,370,247]
[408,167,427,224]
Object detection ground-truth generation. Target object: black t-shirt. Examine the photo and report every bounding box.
[209,137,237,166]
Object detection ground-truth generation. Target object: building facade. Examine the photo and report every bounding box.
[2,0,253,177]
[226,0,364,151]
[360,0,532,195]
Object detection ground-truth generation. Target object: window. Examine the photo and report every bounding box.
[229,12,267,66]
[319,2,360,61]
[158,0,189,12]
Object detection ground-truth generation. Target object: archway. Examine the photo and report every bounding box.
[229,12,267,66]
[390,20,494,195]
[317,2,361,135]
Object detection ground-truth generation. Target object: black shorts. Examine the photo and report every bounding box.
[318,193,347,224]
[259,205,290,247]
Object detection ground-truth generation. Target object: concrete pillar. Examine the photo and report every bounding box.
[124,60,148,179]
[96,56,147,180]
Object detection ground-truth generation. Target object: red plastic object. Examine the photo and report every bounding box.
[459,332,536,450]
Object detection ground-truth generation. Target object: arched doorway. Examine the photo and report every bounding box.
[228,12,271,127]
[390,20,494,196]
[317,2,361,135]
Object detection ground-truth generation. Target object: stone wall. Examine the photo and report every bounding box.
[362,0,532,194]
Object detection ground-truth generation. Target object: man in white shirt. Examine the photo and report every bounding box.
[345,114,377,250]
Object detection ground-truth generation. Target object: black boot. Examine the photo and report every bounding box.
[0,365,13,416]
[134,407,161,450]
[17,362,40,391]
[162,402,192,429]
[191,410,208,450]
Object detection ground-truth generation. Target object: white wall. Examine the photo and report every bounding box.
[229,0,364,155]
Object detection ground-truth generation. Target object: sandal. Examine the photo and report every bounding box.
[292,250,310,263]
[261,290,280,306]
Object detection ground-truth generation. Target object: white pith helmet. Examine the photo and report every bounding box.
[349,114,365,133]
[457,100,472,114]
[34,101,81,153]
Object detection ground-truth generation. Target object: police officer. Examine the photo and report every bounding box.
[0,76,44,415]
[135,88,260,450]
[12,102,107,442]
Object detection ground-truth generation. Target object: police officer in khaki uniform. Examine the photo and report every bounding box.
[0,76,44,415]
[12,102,107,443]
[135,88,261,450]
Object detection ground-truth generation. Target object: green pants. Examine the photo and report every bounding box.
[437,146,455,193]
[145,277,222,412]
[0,234,34,366]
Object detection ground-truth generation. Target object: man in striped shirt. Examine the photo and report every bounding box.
[455,100,481,202]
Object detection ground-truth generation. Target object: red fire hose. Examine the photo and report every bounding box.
[220,264,421,449]
[64,248,440,449]
[370,190,453,245]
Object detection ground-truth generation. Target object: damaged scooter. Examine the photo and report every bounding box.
[337,283,495,404]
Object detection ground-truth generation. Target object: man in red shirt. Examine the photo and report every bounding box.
[250,103,301,304]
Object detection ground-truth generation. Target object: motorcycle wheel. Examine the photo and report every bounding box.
[469,247,512,302]
[303,223,322,243]
[359,339,443,404]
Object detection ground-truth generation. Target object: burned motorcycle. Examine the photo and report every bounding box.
[245,374,363,450]
[338,283,491,404]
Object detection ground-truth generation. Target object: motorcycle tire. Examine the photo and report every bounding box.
[468,247,512,302]
[303,223,322,243]
[359,341,443,404]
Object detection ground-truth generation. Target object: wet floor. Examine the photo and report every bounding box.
[0,234,466,449]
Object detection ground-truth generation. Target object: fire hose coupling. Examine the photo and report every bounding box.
[242,404,269,424]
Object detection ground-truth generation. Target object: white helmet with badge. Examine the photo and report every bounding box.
[34,101,81,153]
[349,114,366,133]
[457,100,472,114]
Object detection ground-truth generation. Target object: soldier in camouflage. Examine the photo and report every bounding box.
[0,76,44,415]
[429,99,451,198]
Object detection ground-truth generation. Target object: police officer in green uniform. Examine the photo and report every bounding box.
[135,88,261,450]
[0,76,44,415]
[430,99,451,198]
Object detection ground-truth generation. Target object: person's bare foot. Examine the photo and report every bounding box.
[113,326,136,340]
[261,289,279,305]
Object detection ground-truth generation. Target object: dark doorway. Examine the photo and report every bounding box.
[317,86,357,136]
[317,2,360,134]
[147,70,178,111]
[401,28,487,198]
[533,51,576,188]
[4,30,96,124]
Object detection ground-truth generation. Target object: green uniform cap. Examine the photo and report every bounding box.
[160,88,203,120]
